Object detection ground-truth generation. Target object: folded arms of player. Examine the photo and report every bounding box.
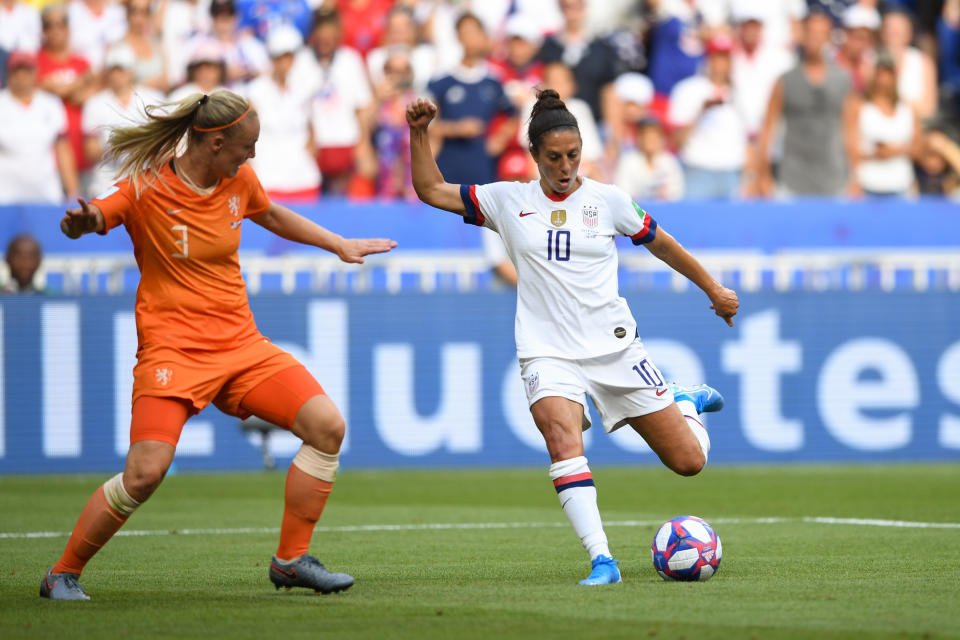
[250,202,397,264]
[644,227,740,326]
[60,198,106,239]
[407,98,467,216]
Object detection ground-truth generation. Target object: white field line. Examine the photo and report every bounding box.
[1,516,958,541]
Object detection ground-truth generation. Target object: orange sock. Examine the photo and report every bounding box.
[275,464,333,561]
[52,487,128,575]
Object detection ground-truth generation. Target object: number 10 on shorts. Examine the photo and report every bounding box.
[632,358,664,386]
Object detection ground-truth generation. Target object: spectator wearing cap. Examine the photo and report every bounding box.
[0,51,78,204]
[851,53,920,197]
[488,14,545,182]
[115,0,167,93]
[537,0,623,132]
[668,33,748,200]
[881,7,938,119]
[0,1,42,81]
[757,10,857,198]
[366,5,437,92]
[66,0,126,72]
[614,115,684,202]
[36,4,95,187]
[81,43,163,197]
[611,71,654,150]
[245,24,321,201]
[2,233,44,294]
[298,8,374,195]
[835,3,880,94]
[167,39,227,101]
[426,12,516,186]
[489,13,545,111]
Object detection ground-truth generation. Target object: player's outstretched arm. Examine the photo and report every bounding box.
[644,227,739,326]
[251,202,397,264]
[407,98,467,216]
[60,198,105,239]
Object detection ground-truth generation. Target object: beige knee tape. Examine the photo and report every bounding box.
[292,445,339,482]
[103,473,141,517]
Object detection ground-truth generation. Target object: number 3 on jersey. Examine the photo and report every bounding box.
[171,224,189,258]
[546,229,570,261]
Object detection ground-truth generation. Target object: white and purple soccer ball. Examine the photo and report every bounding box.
[651,515,722,582]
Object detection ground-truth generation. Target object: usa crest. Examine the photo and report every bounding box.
[550,209,566,227]
[582,204,598,228]
[525,372,540,398]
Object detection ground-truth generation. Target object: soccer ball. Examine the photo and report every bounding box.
[651,515,722,581]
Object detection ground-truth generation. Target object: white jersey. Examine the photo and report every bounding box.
[463,177,658,360]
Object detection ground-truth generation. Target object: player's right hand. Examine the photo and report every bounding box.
[406,98,438,130]
[60,198,103,239]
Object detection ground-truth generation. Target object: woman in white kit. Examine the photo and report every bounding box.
[406,90,740,585]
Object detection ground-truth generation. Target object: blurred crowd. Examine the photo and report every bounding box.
[2,0,960,207]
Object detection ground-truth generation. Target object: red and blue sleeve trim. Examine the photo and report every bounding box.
[553,471,595,493]
[459,184,486,227]
[630,215,658,245]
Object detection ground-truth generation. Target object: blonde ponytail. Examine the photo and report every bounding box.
[104,90,251,197]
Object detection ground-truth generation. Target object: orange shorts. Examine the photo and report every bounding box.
[131,337,322,422]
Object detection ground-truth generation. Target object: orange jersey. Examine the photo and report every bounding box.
[93,162,271,351]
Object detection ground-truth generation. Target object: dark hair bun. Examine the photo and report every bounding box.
[530,89,566,120]
[527,88,579,152]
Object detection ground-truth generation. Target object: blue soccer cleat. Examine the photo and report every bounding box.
[579,555,621,586]
[39,568,90,601]
[269,554,354,594]
[670,383,724,414]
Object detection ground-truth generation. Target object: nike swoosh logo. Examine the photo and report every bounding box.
[271,563,297,579]
[519,211,537,217]
[166,209,182,215]
[656,388,667,396]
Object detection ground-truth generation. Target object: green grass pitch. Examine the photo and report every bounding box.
[1,464,959,639]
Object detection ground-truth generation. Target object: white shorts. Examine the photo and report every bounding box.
[519,338,674,433]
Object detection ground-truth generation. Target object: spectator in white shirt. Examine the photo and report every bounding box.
[159,0,213,88]
[115,0,168,93]
[0,51,78,204]
[366,5,436,92]
[67,0,126,72]
[82,44,163,197]
[880,7,938,119]
[614,115,684,202]
[668,33,748,200]
[246,24,321,201]
[297,8,374,196]
[852,53,920,197]
[0,1,41,64]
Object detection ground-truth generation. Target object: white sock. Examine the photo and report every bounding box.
[549,456,610,561]
[677,399,711,461]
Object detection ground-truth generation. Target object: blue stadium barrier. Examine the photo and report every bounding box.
[2,197,959,255]
[1,291,957,474]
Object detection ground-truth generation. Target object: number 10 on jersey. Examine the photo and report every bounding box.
[546,229,570,261]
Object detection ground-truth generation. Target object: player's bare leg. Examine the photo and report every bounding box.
[531,397,620,586]
[267,394,353,594]
[628,383,724,476]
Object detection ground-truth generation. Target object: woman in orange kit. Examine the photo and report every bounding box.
[41,90,396,600]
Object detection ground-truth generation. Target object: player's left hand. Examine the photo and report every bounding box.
[336,238,398,264]
[709,286,739,327]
